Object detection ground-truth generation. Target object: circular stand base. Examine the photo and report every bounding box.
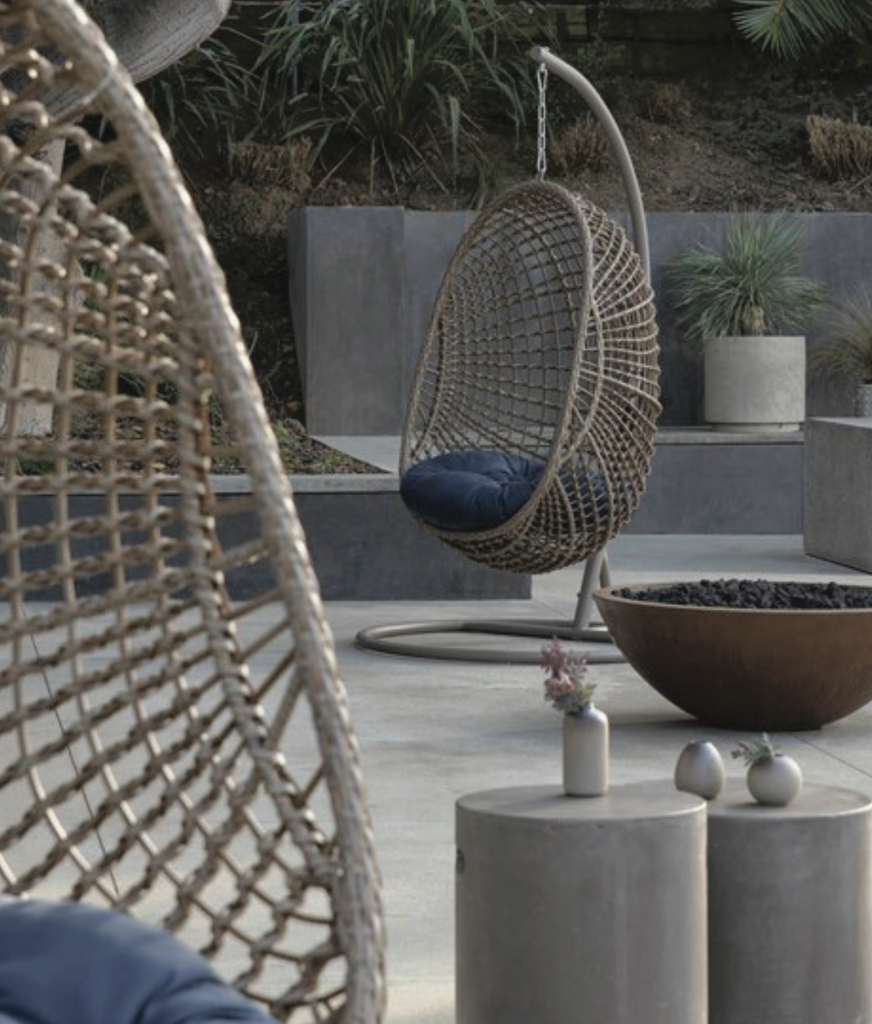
[355,618,626,664]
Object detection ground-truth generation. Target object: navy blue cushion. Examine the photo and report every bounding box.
[400,450,545,531]
[0,900,277,1024]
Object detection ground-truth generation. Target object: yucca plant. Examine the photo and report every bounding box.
[258,0,530,187]
[809,289,872,389]
[669,215,826,345]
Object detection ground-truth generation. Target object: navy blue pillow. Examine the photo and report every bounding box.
[400,450,545,531]
[0,900,278,1024]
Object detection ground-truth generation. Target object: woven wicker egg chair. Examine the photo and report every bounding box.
[0,1,384,1021]
[357,48,660,663]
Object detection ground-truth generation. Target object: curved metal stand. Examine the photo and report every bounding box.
[356,551,624,664]
[528,46,650,276]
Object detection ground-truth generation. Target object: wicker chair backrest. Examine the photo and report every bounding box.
[0,2,384,1021]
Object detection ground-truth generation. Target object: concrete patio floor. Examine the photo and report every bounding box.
[328,533,872,1024]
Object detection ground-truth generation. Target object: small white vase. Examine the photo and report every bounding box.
[746,754,803,806]
[674,740,725,800]
[562,706,609,797]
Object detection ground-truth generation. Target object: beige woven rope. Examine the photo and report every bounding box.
[0,2,384,1021]
[401,180,661,574]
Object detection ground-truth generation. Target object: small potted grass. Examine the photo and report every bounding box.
[809,288,872,417]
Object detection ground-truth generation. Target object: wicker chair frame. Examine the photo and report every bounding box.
[0,1,384,1021]
[357,47,660,663]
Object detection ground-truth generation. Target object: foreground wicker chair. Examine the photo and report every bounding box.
[357,47,660,663]
[0,1,384,1021]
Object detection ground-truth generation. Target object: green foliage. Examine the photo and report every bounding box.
[809,289,872,389]
[668,215,826,345]
[635,0,872,60]
[257,0,532,181]
[139,35,255,156]
[733,0,872,60]
[732,732,778,766]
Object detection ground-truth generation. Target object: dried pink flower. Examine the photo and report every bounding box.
[541,638,594,716]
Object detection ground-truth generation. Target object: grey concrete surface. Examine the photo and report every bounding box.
[804,417,872,571]
[288,207,476,436]
[333,534,872,1024]
[18,534,872,1023]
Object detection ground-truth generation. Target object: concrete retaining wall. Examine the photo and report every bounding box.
[6,479,531,603]
[290,208,872,435]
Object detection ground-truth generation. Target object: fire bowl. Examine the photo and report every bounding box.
[594,582,872,730]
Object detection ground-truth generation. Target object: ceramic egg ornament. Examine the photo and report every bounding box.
[674,739,725,800]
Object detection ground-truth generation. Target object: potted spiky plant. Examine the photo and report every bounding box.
[809,288,872,417]
[732,733,803,806]
[669,214,826,432]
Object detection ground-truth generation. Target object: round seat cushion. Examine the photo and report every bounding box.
[400,450,545,532]
[0,900,277,1024]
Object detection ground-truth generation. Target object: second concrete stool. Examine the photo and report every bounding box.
[708,781,872,1024]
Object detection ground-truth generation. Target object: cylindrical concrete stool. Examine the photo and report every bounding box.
[708,781,872,1024]
[456,783,707,1024]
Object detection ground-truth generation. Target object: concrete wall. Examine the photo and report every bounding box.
[628,430,803,535]
[290,208,872,434]
[288,206,476,435]
[5,481,531,603]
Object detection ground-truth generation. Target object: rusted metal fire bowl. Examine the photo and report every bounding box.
[594,583,872,730]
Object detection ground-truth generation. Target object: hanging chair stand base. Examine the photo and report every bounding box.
[355,618,623,664]
[355,550,626,665]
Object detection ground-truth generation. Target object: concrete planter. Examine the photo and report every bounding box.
[855,383,872,417]
[704,335,806,432]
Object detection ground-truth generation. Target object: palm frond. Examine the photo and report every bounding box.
[734,0,872,59]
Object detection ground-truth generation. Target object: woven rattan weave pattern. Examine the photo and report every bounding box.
[401,180,660,574]
[0,2,384,1021]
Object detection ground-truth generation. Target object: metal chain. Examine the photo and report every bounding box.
[536,62,548,181]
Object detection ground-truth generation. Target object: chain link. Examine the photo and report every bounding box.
[536,62,548,181]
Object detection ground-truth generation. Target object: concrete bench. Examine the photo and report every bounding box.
[804,417,872,572]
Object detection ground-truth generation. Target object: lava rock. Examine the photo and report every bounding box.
[617,579,872,610]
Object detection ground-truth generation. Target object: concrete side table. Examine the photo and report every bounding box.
[708,781,872,1024]
[456,783,707,1024]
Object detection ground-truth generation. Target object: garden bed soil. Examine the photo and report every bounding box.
[182,38,872,472]
[618,579,872,610]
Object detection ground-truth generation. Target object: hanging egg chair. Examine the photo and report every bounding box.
[399,179,659,575]
[358,47,661,663]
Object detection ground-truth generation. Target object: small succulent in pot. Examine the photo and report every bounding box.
[732,732,803,806]
[674,740,725,800]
